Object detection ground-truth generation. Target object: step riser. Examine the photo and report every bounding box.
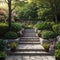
[20,40,40,42]
[8,53,51,56]
[18,43,40,44]
[16,49,45,51]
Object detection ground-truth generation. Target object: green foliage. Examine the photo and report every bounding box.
[0,9,7,22]
[0,23,8,37]
[55,49,60,58]
[0,51,6,58]
[35,21,55,30]
[52,24,60,35]
[0,40,6,51]
[25,24,33,29]
[42,43,49,49]
[41,30,56,39]
[54,43,60,49]
[4,31,18,39]
[15,2,38,20]
[9,42,17,48]
[11,23,22,32]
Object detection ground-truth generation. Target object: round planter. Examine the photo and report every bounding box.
[45,48,49,52]
[11,48,16,52]
[0,57,5,60]
[56,57,60,60]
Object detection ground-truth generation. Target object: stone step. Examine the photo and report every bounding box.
[20,37,40,42]
[16,44,44,50]
[18,42,40,44]
[16,49,45,51]
[8,51,51,56]
[20,37,39,39]
[20,40,40,42]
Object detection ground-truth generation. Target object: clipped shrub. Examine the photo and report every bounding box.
[4,31,18,39]
[0,23,8,37]
[0,40,6,51]
[55,49,60,59]
[35,21,55,30]
[52,24,60,35]
[54,43,60,49]
[42,43,49,52]
[41,30,56,39]
[11,23,22,32]
[0,51,7,58]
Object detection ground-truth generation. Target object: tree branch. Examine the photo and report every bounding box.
[11,5,17,12]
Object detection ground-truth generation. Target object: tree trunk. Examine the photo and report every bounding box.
[50,0,58,23]
[53,2,58,23]
[8,0,12,30]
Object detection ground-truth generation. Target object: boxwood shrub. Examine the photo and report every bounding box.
[11,23,22,32]
[54,43,60,49]
[54,49,60,59]
[0,23,8,37]
[52,24,60,35]
[35,21,55,30]
[4,31,18,39]
[41,30,56,39]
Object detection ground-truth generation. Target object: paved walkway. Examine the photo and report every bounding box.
[6,29,55,60]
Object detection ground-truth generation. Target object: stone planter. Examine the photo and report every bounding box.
[40,38,49,44]
[3,38,20,44]
[40,38,56,44]
[17,28,24,37]
[57,36,60,42]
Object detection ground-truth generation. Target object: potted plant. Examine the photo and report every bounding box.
[9,42,17,52]
[55,49,60,60]
[0,51,7,60]
[42,43,49,52]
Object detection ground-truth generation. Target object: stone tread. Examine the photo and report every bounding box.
[18,42,40,44]
[17,44,44,50]
[8,50,51,56]
[6,29,55,60]
[6,56,55,60]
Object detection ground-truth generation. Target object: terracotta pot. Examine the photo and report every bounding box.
[45,48,49,52]
[11,48,16,52]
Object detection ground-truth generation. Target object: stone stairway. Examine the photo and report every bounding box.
[6,29,55,60]
[9,29,52,56]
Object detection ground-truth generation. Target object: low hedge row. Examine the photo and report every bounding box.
[0,22,23,39]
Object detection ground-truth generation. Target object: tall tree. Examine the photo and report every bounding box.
[5,0,25,30]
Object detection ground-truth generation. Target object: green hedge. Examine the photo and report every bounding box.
[11,23,22,32]
[0,23,8,37]
[52,24,60,35]
[41,30,56,39]
[4,31,18,39]
[35,21,55,30]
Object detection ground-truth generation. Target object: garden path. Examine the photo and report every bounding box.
[6,29,55,60]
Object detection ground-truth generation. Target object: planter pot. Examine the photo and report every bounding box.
[45,48,49,52]
[11,48,16,52]
[56,57,60,60]
[0,57,5,60]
